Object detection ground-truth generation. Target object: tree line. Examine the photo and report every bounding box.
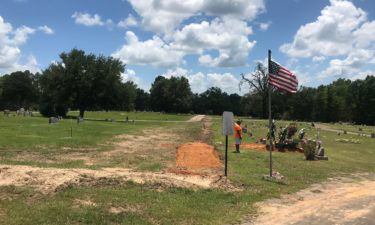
[0,49,374,125]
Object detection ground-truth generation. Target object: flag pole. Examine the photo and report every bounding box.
[268,49,273,177]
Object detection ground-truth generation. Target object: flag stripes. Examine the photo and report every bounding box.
[268,60,298,93]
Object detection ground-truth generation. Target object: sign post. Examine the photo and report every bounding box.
[222,111,234,176]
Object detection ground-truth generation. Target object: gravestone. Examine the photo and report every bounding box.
[4,110,10,117]
[77,116,84,124]
[49,117,59,124]
[18,108,25,116]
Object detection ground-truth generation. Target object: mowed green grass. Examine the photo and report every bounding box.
[68,111,193,121]
[319,122,375,135]
[212,118,375,190]
[0,112,193,168]
[0,115,374,225]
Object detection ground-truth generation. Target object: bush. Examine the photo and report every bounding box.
[301,139,316,160]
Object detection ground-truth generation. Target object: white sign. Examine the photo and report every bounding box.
[222,111,234,136]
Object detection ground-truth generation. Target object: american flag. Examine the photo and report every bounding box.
[269,60,298,93]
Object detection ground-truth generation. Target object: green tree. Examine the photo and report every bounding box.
[135,88,150,111]
[39,49,125,117]
[199,87,230,115]
[150,76,192,113]
[118,81,137,111]
[1,70,39,110]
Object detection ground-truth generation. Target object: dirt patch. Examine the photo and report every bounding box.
[242,174,375,225]
[59,128,182,168]
[241,144,267,151]
[173,143,222,176]
[188,115,205,122]
[241,144,303,153]
[108,205,141,214]
[0,165,233,194]
[74,199,97,207]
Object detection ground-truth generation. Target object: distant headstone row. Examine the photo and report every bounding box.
[3,108,33,117]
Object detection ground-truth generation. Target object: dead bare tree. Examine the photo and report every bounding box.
[239,62,271,118]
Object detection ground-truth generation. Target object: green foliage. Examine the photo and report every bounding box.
[0,70,39,110]
[301,139,316,160]
[150,76,192,113]
[134,88,150,111]
[39,49,125,117]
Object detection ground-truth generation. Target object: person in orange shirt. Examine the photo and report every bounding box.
[234,120,243,153]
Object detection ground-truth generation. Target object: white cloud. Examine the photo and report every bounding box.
[121,68,150,91]
[127,0,265,34]
[0,16,49,74]
[12,26,35,45]
[353,21,375,48]
[312,56,326,62]
[172,18,255,67]
[280,0,367,58]
[319,49,375,79]
[259,21,271,31]
[112,31,185,67]
[161,67,244,94]
[118,14,138,28]
[11,55,40,74]
[350,70,375,81]
[281,0,375,81]
[206,72,242,93]
[114,17,256,68]
[115,0,263,69]
[72,12,113,28]
[38,25,54,34]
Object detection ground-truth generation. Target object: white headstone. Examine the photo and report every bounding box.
[222,111,234,136]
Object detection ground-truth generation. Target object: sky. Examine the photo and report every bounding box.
[1,0,375,94]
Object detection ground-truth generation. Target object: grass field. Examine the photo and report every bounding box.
[0,113,197,170]
[0,113,374,225]
[318,122,375,135]
[68,111,193,121]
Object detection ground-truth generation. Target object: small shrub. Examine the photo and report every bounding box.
[301,139,316,160]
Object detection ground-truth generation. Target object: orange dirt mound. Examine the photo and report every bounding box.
[176,143,222,170]
[241,144,303,153]
[241,144,267,150]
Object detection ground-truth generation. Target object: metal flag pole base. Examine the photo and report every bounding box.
[262,173,286,184]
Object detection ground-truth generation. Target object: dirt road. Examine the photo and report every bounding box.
[188,115,206,122]
[243,174,375,225]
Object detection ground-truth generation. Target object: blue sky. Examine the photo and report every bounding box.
[1,0,375,94]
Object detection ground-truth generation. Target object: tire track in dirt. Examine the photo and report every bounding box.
[242,174,375,225]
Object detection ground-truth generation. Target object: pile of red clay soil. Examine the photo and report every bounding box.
[241,143,267,151]
[174,143,222,173]
[241,143,303,153]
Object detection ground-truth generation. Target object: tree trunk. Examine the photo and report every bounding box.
[262,95,268,119]
[79,109,85,118]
